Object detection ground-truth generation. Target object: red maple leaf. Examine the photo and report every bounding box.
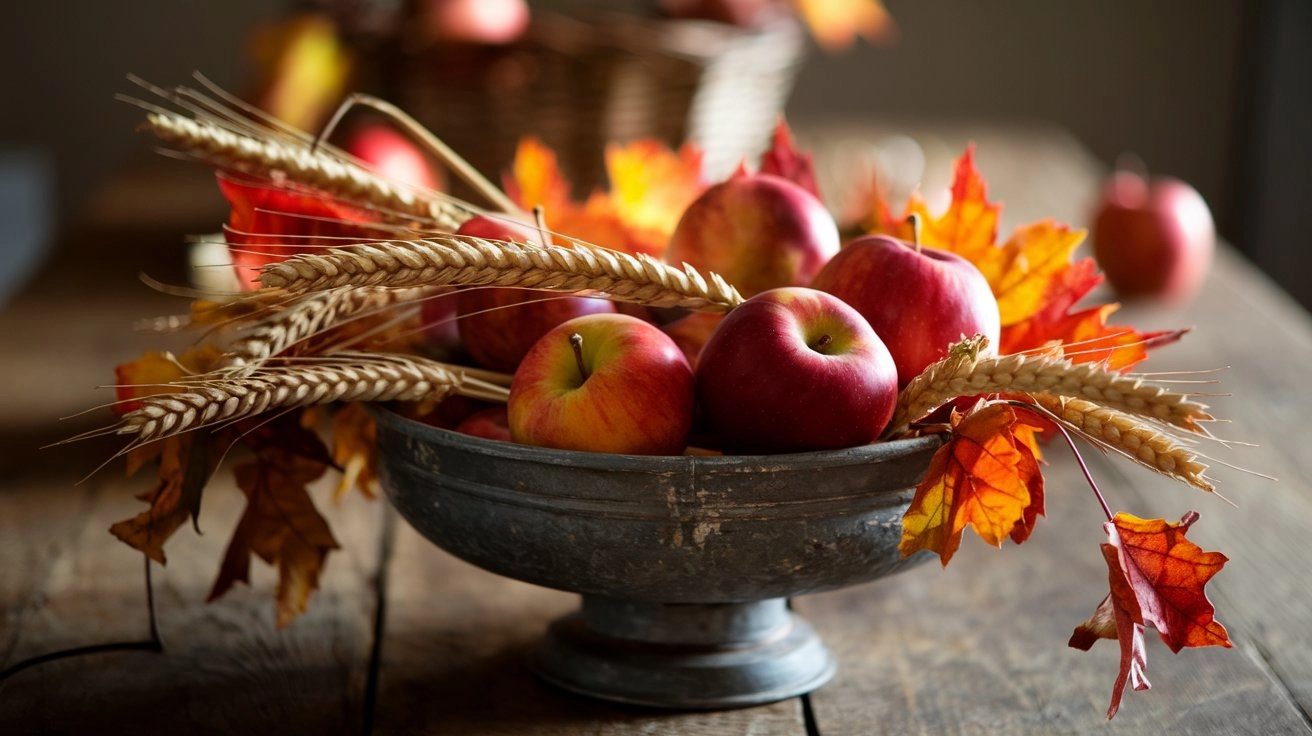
[217,173,385,290]
[1070,511,1232,718]
[759,120,822,200]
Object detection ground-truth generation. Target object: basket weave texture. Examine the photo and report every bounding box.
[393,13,806,196]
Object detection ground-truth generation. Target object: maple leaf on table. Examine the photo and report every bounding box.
[856,146,1184,370]
[1070,511,1232,719]
[209,415,340,628]
[899,400,1046,565]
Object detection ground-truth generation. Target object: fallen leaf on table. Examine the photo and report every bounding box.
[1070,511,1231,718]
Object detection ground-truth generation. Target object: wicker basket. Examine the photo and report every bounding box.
[390,12,806,197]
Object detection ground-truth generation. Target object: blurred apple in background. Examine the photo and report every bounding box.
[1090,168,1215,305]
[421,0,530,44]
[694,287,898,454]
[508,313,696,455]
[339,121,444,191]
[665,170,840,298]
[811,234,999,388]
[453,215,617,373]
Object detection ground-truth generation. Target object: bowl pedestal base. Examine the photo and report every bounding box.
[531,595,835,709]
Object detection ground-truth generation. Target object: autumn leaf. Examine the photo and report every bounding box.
[605,139,704,244]
[899,401,1046,564]
[791,0,896,51]
[217,173,384,289]
[503,137,573,216]
[331,403,378,500]
[503,136,704,258]
[1070,511,1231,718]
[110,433,220,564]
[209,416,339,627]
[114,345,224,414]
[860,146,1180,369]
[759,120,821,200]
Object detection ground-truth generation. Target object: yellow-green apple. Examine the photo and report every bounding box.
[508,313,695,455]
[455,215,616,372]
[694,287,898,454]
[810,234,999,388]
[1091,169,1215,304]
[665,170,840,298]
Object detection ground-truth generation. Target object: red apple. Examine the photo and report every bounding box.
[1091,169,1215,304]
[810,234,1000,388]
[454,405,512,442]
[418,287,463,359]
[660,310,724,370]
[340,122,444,191]
[508,313,696,455]
[422,0,530,44]
[665,170,840,298]
[694,287,898,454]
[454,215,617,373]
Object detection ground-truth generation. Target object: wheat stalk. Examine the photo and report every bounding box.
[100,352,507,449]
[217,286,433,372]
[1029,394,1214,492]
[890,337,1213,436]
[258,236,745,312]
[143,111,471,230]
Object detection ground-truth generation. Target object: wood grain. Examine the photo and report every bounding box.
[370,517,807,735]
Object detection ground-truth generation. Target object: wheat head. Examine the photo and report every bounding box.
[257,235,745,312]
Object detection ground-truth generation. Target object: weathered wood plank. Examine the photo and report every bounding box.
[371,518,807,735]
[796,449,1310,734]
[0,463,386,734]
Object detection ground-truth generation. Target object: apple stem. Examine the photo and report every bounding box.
[533,205,555,247]
[569,332,588,379]
[906,213,923,253]
[812,334,833,352]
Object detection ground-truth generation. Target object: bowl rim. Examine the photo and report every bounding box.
[369,403,945,472]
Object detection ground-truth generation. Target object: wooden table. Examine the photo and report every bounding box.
[3,122,1311,735]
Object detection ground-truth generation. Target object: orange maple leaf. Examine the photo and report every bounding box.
[1070,511,1231,718]
[791,0,896,51]
[899,401,1046,565]
[503,136,704,259]
[862,146,1181,369]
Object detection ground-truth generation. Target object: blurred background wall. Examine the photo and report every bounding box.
[1,0,1306,308]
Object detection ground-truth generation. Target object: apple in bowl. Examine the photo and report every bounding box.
[694,287,898,454]
[508,312,696,456]
[810,234,1000,388]
[454,215,616,372]
[665,170,840,298]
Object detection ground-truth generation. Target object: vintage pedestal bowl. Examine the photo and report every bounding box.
[371,407,943,709]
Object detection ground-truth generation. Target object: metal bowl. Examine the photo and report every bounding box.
[372,407,942,709]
